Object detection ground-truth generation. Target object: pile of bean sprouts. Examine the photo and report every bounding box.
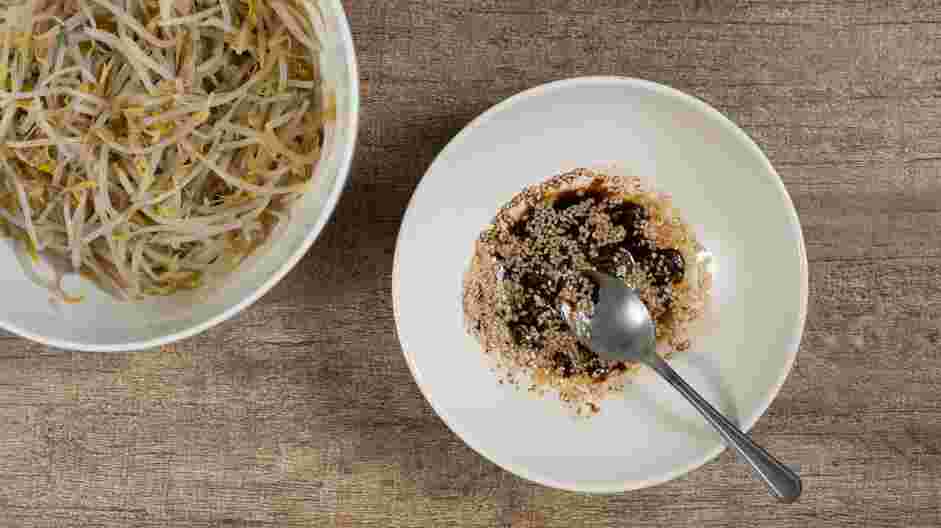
[0,0,331,301]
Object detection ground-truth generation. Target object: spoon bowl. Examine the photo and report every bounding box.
[577,270,658,364]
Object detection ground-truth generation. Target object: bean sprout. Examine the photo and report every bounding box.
[0,0,331,300]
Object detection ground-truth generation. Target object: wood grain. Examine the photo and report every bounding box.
[2,1,941,526]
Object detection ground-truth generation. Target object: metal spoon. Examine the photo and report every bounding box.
[564,270,802,503]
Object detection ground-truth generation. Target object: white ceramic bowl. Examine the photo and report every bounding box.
[0,0,359,351]
[393,77,807,493]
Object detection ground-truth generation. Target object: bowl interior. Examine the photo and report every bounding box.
[0,0,358,351]
[393,77,807,492]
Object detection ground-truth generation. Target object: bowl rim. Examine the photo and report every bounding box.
[392,75,808,493]
[0,0,360,352]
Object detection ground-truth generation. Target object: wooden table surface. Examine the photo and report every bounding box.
[3,1,941,526]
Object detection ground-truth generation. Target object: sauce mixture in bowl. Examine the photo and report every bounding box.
[463,168,711,414]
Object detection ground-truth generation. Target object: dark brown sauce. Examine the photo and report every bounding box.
[502,179,685,380]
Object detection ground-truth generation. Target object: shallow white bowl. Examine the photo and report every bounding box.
[393,77,807,493]
[0,0,359,351]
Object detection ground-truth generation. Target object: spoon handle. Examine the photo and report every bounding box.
[648,355,802,503]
